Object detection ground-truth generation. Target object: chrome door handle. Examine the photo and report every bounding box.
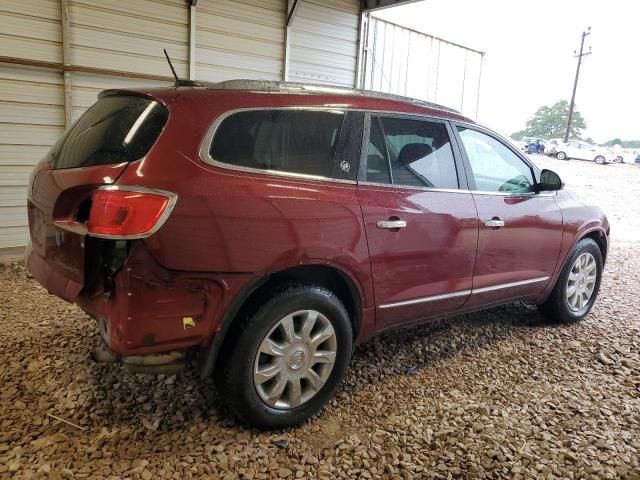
[377,219,407,229]
[484,219,505,228]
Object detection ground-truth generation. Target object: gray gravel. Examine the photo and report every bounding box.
[1,158,639,479]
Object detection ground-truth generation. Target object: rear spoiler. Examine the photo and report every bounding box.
[99,89,171,107]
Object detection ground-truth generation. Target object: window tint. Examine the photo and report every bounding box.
[51,96,168,170]
[210,110,345,178]
[365,116,459,189]
[366,119,391,184]
[457,127,534,193]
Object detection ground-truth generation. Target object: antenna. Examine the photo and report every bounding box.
[163,49,179,83]
[162,49,202,87]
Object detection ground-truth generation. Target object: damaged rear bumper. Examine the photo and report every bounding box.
[75,242,258,367]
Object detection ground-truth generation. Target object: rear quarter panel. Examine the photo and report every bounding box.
[538,189,609,300]
[115,91,375,309]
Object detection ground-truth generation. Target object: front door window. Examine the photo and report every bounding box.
[456,127,534,193]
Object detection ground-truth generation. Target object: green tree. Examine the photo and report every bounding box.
[602,138,640,148]
[512,100,587,139]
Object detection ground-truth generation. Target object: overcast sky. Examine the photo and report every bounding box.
[375,0,639,143]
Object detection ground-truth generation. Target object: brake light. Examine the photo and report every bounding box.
[88,187,177,239]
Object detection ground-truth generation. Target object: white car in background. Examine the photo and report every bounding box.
[554,140,617,165]
[544,138,564,156]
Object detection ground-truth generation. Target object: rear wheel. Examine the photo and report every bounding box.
[216,285,352,429]
[595,155,606,165]
[556,151,567,160]
[538,238,603,323]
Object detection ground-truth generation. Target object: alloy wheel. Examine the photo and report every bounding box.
[566,252,597,312]
[253,310,337,409]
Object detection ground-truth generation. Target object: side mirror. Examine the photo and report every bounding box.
[536,169,563,192]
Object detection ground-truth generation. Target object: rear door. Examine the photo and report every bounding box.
[453,125,562,307]
[566,142,586,160]
[357,114,478,329]
[26,93,168,301]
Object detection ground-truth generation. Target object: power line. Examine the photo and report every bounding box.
[564,27,592,143]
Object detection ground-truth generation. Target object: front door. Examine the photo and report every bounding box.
[453,125,563,307]
[358,115,478,330]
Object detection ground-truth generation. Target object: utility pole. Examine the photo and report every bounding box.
[564,27,592,143]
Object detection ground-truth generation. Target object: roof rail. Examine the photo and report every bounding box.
[204,79,460,114]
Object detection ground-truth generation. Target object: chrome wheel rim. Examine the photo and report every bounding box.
[253,310,337,409]
[566,252,597,312]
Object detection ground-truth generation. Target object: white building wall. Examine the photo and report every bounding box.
[196,0,284,81]
[289,0,360,86]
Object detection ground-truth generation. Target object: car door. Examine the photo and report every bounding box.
[357,114,479,330]
[453,125,563,307]
[563,142,579,159]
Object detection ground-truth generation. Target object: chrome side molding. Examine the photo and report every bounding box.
[378,276,550,309]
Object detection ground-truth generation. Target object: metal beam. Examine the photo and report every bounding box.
[0,56,174,83]
[60,0,72,128]
[283,0,300,81]
[286,0,300,27]
[363,0,423,12]
[355,12,368,89]
[189,3,196,79]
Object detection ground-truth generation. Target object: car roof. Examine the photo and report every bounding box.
[205,79,460,114]
[104,78,471,119]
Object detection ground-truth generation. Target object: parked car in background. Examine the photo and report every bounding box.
[520,137,545,153]
[554,140,617,164]
[635,153,640,165]
[25,80,610,428]
[545,138,564,156]
[526,139,546,154]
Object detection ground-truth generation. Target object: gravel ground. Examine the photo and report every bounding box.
[1,159,639,479]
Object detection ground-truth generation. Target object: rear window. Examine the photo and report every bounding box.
[209,110,345,178]
[51,95,168,170]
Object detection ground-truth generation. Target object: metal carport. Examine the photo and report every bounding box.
[0,0,419,260]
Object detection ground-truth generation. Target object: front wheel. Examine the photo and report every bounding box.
[595,155,606,165]
[538,238,603,323]
[556,151,567,160]
[216,285,353,429]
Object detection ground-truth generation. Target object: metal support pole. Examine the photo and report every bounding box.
[283,0,300,81]
[475,53,484,119]
[355,12,367,89]
[60,0,72,128]
[460,49,467,112]
[564,28,592,142]
[189,3,196,80]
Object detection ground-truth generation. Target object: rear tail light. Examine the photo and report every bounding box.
[88,186,177,239]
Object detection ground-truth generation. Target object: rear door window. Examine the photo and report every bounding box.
[209,110,345,178]
[51,95,168,170]
[365,116,459,189]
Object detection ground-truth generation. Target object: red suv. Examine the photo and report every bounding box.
[26,80,609,428]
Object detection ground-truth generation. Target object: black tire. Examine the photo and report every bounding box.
[216,285,353,429]
[556,151,567,160]
[538,238,603,323]
[594,155,606,165]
